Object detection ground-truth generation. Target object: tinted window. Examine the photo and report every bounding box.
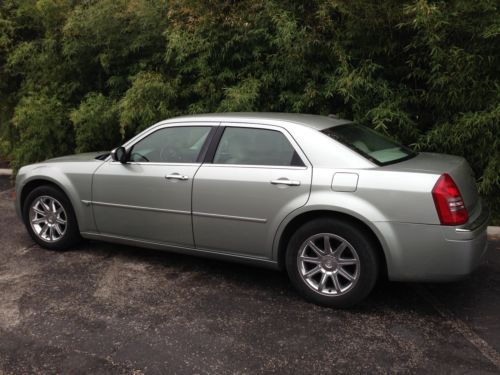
[130,126,211,163]
[213,127,304,166]
[322,124,416,165]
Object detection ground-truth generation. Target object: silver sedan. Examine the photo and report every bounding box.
[15,113,490,307]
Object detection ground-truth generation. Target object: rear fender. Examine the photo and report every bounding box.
[272,193,393,270]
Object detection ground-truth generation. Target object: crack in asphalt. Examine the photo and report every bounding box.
[414,285,500,371]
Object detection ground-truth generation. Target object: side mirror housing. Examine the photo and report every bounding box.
[111,146,128,163]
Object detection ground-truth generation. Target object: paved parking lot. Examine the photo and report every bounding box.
[0,182,499,374]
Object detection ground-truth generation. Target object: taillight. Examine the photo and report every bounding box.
[432,173,469,225]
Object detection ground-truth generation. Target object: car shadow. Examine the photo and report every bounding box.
[72,238,465,316]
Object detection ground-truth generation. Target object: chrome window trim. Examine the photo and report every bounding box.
[200,164,307,170]
[106,120,312,167]
[123,121,221,149]
[212,122,312,168]
[108,161,202,167]
[106,121,220,162]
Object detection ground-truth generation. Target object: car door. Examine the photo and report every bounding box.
[92,123,215,246]
[192,123,312,257]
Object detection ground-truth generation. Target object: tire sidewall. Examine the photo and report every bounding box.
[286,218,379,308]
[22,185,80,250]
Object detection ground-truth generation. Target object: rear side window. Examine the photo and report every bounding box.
[322,124,416,165]
[213,127,304,167]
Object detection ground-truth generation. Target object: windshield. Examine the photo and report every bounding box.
[322,124,416,165]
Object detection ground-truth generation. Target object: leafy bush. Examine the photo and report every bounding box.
[119,72,180,136]
[71,93,121,153]
[11,94,74,170]
[0,0,498,221]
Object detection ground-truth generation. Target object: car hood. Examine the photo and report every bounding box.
[43,151,109,163]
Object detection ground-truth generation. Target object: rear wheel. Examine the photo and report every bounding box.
[23,185,81,250]
[286,218,379,308]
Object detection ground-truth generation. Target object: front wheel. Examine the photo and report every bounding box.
[286,218,379,308]
[23,185,81,250]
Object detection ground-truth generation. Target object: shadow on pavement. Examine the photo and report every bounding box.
[0,188,499,374]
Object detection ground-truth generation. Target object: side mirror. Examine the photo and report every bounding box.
[111,146,128,163]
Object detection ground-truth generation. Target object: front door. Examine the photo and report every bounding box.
[192,124,312,257]
[92,124,214,246]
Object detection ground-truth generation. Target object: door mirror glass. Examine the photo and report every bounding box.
[111,146,128,163]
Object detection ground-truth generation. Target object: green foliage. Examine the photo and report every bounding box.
[71,93,121,153]
[119,72,179,136]
[0,0,498,220]
[11,94,74,170]
[62,0,168,96]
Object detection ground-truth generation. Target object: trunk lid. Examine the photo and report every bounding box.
[383,152,479,212]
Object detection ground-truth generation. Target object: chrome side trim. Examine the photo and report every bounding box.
[193,211,267,223]
[82,200,190,215]
[81,201,265,222]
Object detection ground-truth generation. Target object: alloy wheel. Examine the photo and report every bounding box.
[29,196,67,242]
[297,233,360,296]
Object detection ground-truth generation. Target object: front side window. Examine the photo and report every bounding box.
[129,126,211,163]
[322,124,416,165]
[213,127,304,166]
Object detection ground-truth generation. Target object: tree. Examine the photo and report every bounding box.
[0,0,498,221]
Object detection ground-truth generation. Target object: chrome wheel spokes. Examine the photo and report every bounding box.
[29,196,67,242]
[298,233,360,296]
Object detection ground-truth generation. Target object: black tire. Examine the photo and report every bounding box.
[22,185,81,250]
[286,217,379,308]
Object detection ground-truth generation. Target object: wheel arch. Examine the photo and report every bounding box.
[17,174,89,233]
[19,178,76,220]
[275,209,388,279]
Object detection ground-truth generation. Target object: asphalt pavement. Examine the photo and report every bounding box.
[0,178,499,374]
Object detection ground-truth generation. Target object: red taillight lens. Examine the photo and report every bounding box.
[432,173,469,225]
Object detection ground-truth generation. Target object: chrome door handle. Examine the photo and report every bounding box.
[165,173,189,181]
[270,178,301,186]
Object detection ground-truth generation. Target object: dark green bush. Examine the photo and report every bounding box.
[71,93,121,153]
[11,94,74,170]
[0,0,498,221]
[119,72,180,137]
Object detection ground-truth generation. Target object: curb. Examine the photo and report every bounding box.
[0,168,12,176]
[488,226,500,238]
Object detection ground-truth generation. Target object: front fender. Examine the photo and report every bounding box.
[16,162,100,232]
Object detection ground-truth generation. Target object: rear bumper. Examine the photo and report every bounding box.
[375,203,490,282]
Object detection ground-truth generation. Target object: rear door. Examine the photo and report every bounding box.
[192,123,312,257]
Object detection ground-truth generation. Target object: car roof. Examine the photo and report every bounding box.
[162,112,352,131]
